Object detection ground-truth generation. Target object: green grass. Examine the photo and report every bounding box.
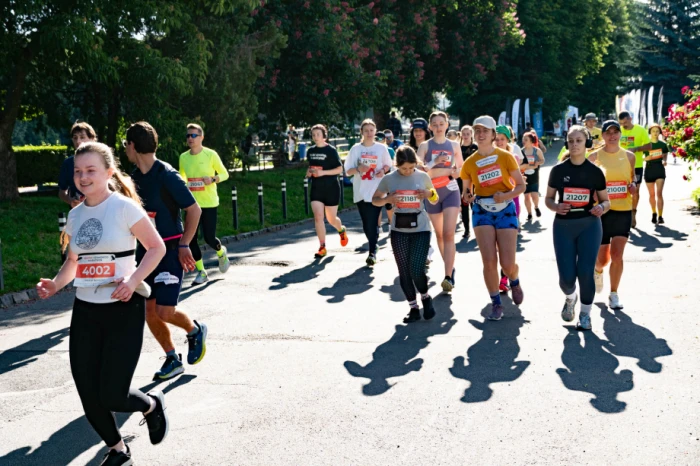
[0,167,353,295]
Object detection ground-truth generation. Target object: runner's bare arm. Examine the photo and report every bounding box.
[536,148,545,166]
[127,217,166,289]
[179,202,202,271]
[493,168,526,203]
[544,186,571,215]
[319,166,343,177]
[629,142,653,153]
[452,140,464,170]
[37,239,80,297]
[416,142,429,172]
[371,188,392,207]
[626,151,637,194]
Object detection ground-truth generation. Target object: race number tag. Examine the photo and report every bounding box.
[309,166,323,177]
[395,190,421,209]
[431,150,453,167]
[648,149,663,160]
[606,181,628,199]
[147,211,157,228]
[360,154,378,180]
[621,136,634,148]
[562,188,590,207]
[187,178,206,191]
[477,165,503,187]
[75,254,116,288]
[527,155,535,164]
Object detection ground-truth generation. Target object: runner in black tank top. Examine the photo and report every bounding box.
[520,131,545,221]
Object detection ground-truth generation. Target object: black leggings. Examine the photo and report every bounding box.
[553,216,603,305]
[390,230,431,302]
[70,296,151,447]
[190,207,222,261]
[356,201,382,255]
[456,178,470,234]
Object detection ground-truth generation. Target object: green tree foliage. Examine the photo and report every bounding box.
[448,0,620,124]
[628,0,700,110]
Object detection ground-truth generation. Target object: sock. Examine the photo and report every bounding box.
[509,277,520,288]
[409,300,419,309]
[166,349,177,359]
[490,292,502,307]
[216,247,224,257]
[580,303,592,315]
[652,208,657,214]
[659,210,663,217]
[566,291,577,301]
[187,324,200,337]
[195,259,205,272]
[319,241,326,248]
[338,226,345,234]
[420,293,430,300]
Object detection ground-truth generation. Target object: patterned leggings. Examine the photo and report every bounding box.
[390,230,431,302]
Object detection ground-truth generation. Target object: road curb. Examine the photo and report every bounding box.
[0,205,358,308]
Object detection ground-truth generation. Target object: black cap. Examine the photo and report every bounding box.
[375,133,385,141]
[602,120,621,132]
[412,118,429,131]
[618,111,631,120]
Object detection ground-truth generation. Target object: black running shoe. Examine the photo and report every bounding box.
[535,207,542,217]
[527,213,533,221]
[652,212,658,224]
[140,390,169,445]
[100,446,132,466]
[658,216,665,224]
[403,307,421,323]
[422,296,436,320]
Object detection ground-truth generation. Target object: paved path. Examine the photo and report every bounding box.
[1,149,699,465]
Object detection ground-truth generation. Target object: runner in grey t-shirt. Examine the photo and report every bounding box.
[373,146,438,324]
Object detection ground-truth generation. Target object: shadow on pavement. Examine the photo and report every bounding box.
[628,228,672,252]
[318,265,374,303]
[0,328,70,376]
[450,300,530,403]
[516,234,532,253]
[598,304,672,373]
[0,374,197,466]
[344,294,457,396]
[179,279,225,302]
[653,224,688,242]
[379,277,438,303]
[456,236,479,254]
[521,219,548,235]
[269,256,335,290]
[556,325,633,413]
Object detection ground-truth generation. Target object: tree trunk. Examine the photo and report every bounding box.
[0,47,32,201]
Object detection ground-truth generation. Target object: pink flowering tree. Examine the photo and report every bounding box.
[665,86,700,180]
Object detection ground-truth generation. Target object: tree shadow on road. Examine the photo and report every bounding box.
[628,228,672,252]
[450,300,530,403]
[269,256,335,290]
[556,326,633,413]
[0,328,70,377]
[318,265,374,303]
[597,304,672,373]
[344,295,457,396]
[0,374,197,466]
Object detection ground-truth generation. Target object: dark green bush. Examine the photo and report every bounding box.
[14,145,70,187]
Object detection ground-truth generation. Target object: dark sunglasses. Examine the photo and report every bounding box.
[186,133,200,139]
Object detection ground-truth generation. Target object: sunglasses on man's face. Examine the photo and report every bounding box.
[186,133,200,139]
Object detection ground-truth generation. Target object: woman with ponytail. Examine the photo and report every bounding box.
[37,142,170,463]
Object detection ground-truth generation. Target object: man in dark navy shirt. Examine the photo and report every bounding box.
[58,122,96,208]
[126,121,208,381]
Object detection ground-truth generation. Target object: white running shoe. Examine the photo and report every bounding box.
[561,294,578,322]
[218,246,230,273]
[609,292,623,310]
[193,270,208,285]
[594,269,604,294]
[577,312,592,331]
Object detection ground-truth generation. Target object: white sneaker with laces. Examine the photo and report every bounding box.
[561,294,578,322]
[193,270,208,285]
[594,269,604,294]
[609,292,623,310]
[218,246,230,273]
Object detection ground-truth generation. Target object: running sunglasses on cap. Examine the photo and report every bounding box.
[186,133,200,139]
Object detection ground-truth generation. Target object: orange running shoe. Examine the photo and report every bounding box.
[339,227,349,247]
[314,246,327,258]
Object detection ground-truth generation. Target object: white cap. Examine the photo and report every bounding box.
[472,115,497,130]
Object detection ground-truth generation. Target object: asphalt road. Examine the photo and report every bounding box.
[1,149,699,465]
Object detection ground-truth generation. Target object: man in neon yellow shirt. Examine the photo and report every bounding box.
[584,113,603,150]
[618,111,650,228]
[179,123,231,283]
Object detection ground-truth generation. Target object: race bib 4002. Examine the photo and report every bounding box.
[562,188,590,207]
[187,178,206,191]
[606,181,628,199]
[74,254,116,287]
[477,165,503,187]
[395,190,420,209]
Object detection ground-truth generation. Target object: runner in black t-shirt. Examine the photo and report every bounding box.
[306,124,349,258]
[126,121,208,380]
[546,125,610,331]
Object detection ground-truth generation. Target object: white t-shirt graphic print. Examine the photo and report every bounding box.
[66,192,148,303]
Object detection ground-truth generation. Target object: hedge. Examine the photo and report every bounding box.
[14,145,70,187]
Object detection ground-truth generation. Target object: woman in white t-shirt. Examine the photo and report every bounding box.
[36,142,168,463]
[344,119,392,266]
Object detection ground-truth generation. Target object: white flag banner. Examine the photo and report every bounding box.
[640,89,647,128]
[498,111,507,126]
[524,98,531,126]
[647,86,655,125]
[657,86,664,124]
[512,99,521,138]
